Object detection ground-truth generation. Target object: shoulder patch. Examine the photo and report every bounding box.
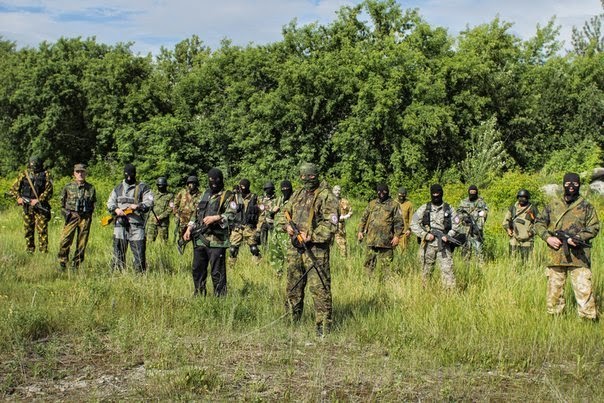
[229,200,237,209]
[454,216,460,224]
[259,204,265,211]
[330,214,339,224]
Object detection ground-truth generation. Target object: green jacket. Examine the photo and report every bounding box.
[151,191,174,227]
[358,197,403,248]
[61,181,96,215]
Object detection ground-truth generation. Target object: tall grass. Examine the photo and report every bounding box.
[0,196,602,400]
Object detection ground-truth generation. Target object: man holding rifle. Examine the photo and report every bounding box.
[410,184,463,290]
[535,172,599,320]
[282,163,338,337]
[9,156,53,253]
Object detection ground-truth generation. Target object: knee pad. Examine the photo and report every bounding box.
[229,246,239,258]
[250,245,261,257]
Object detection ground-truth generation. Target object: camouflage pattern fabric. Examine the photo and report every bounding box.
[334,197,351,256]
[398,200,413,251]
[147,191,174,242]
[502,201,538,261]
[58,180,96,266]
[282,182,338,331]
[270,197,291,273]
[534,195,599,319]
[23,210,49,253]
[458,197,489,258]
[191,189,236,248]
[174,187,202,241]
[363,247,394,279]
[258,194,277,246]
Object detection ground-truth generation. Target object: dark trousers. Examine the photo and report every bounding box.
[113,238,146,272]
[192,245,227,296]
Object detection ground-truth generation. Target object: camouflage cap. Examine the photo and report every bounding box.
[74,163,87,172]
[299,162,319,176]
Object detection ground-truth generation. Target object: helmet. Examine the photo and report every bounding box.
[263,181,275,190]
[186,175,199,185]
[516,189,530,199]
[157,177,168,187]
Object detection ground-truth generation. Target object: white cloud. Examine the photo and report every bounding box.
[0,0,601,54]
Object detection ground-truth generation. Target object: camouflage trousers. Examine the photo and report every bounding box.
[268,231,290,273]
[229,226,260,261]
[334,231,347,257]
[419,242,456,289]
[285,243,332,330]
[509,244,533,262]
[58,213,92,267]
[461,234,484,260]
[23,209,49,252]
[147,223,169,242]
[546,266,597,319]
[364,246,394,279]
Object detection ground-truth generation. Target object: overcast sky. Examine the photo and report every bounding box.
[0,1,602,55]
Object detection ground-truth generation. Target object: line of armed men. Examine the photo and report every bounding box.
[7,157,600,335]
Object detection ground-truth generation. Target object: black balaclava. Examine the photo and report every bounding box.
[517,189,530,207]
[398,187,407,203]
[186,176,199,193]
[300,163,320,191]
[281,180,293,201]
[207,168,224,194]
[430,184,444,206]
[263,181,275,197]
[157,177,168,193]
[563,172,580,204]
[124,164,137,185]
[29,156,43,173]
[468,185,478,202]
[239,179,251,196]
[377,184,389,202]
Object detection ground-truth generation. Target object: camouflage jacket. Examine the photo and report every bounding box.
[358,197,403,248]
[410,202,461,247]
[151,191,174,226]
[501,202,538,247]
[282,182,338,245]
[232,192,259,229]
[398,200,413,233]
[534,196,600,267]
[259,194,278,227]
[274,197,291,234]
[190,189,236,248]
[458,197,489,233]
[10,169,53,203]
[61,181,96,215]
[106,181,154,227]
[174,188,202,225]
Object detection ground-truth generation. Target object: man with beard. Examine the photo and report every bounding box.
[229,178,261,263]
[270,180,294,274]
[502,189,539,261]
[283,163,338,336]
[458,185,489,260]
[173,175,202,253]
[9,156,53,253]
[332,185,352,257]
[397,187,413,252]
[357,184,403,278]
[147,177,174,243]
[106,164,154,272]
[410,184,462,290]
[534,173,600,320]
[183,168,236,296]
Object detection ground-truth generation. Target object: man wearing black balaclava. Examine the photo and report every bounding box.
[229,178,261,263]
[8,156,54,253]
[458,185,489,261]
[534,172,600,320]
[410,184,462,290]
[357,184,403,278]
[147,177,174,243]
[502,189,539,261]
[107,163,154,272]
[184,168,237,296]
[174,175,202,252]
[259,181,277,247]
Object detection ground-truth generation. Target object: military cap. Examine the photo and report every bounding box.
[74,163,87,172]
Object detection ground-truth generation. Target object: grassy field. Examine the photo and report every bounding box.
[0,197,603,401]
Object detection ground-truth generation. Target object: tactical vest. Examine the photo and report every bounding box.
[21,171,47,199]
[422,202,452,232]
[195,189,231,235]
[115,182,144,207]
[509,204,537,223]
[64,182,95,214]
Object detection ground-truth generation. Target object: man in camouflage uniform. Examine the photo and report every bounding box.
[258,181,278,248]
[502,189,538,261]
[271,180,294,274]
[57,164,96,269]
[397,187,413,252]
[458,185,489,259]
[410,184,462,290]
[283,163,338,336]
[147,177,174,243]
[173,176,202,251]
[357,184,402,278]
[229,179,261,263]
[183,168,236,296]
[9,156,53,253]
[332,185,352,256]
[106,164,154,272]
[534,172,600,320]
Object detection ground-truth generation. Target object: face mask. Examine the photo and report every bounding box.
[562,173,580,204]
[398,194,406,203]
[158,185,167,193]
[301,175,319,191]
[124,173,136,185]
[207,168,224,194]
[282,187,292,201]
[468,193,478,202]
[518,197,529,207]
[431,193,443,206]
[187,183,198,193]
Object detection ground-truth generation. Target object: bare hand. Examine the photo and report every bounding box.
[425,233,435,241]
[357,232,364,241]
[128,204,138,211]
[567,238,577,247]
[115,208,125,216]
[299,231,310,242]
[391,236,400,247]
[404,230,411,237]
[17,197,23,205]
[183,228,191,241]
[203,215,221,226]
[30,199,38,206]
[507,228,514,237]
[441,235,449,243]
[546,236,562,250]
[286,225,294,236]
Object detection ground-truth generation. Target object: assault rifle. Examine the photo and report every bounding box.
[458,208,484,242]
[20,196,50,215]
[284,211,327,292]
[100,208,134,227]
[428,228,464,258]
[551,230,591,263]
